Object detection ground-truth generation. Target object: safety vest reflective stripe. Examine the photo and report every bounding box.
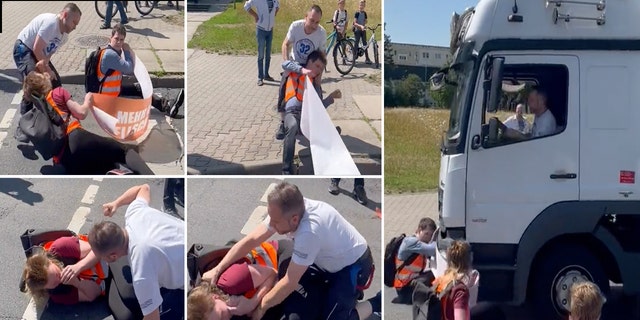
[96,48,123,96]
[393,254,426,288]
[284,72,306,102]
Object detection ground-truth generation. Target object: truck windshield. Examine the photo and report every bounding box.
[446,59,474,143]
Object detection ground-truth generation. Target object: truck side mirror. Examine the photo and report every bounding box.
[429,71,446,91]
[483,117,501,148]
[485,57,504,113]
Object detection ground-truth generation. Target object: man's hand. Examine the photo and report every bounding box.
[329,89,342,99]
[122,43,131,52]
[202,265,222,285]
[85,93,94,106]
[61,264,82,284]
[103,202,118,217]
[301,67,317,78]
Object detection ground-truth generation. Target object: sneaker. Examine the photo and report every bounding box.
[353,185,368,205]
[168,89,184,118]
[336,126,342,135]
[328,180,340,195]
[257,79,264,86]
[275,122,285,140]
[264,75,275,81]
[99,24,111,29]
[365,59,373,64]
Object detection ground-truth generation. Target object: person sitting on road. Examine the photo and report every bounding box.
[94,24,184,118]
[569,281,606,320]
[22,71,153,175]
[22,235,106,305]
[502,87,557,140]
[280,49,341,175]
[392,217,437,304]
[503,103,531,134]
[187,241,281,320]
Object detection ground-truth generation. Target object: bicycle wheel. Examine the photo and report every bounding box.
[135,1,155,16]
[373,41,380,69]
[95,1,119,20]
[333,39,355,75]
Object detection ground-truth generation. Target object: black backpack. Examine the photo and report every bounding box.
[85,46,115,93]
[18,94,68,160]
[412,280,468,320]
[384,233,419,287]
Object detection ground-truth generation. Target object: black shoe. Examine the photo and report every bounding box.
[353,185,368,205]
[275,122,285,140]
[163,206,179,218]
[99,24,111,29]
[328,180,340,195]
[264,75,275,81]
[169,89,184,118]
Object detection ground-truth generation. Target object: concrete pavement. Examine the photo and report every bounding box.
[185,1,382,175]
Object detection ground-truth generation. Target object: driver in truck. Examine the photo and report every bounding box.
[502,87,557,140]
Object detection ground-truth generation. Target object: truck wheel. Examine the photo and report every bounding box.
[531,244,609,319]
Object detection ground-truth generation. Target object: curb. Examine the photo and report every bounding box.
[188,155,382,175]
[60,73,185,88]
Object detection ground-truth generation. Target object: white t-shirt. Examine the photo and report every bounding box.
[333,9,348,33]
[125,198,185,316]
[286,19,327,64]
[265,198,367,273]
[531,109,557,138]
[17,13,68,58]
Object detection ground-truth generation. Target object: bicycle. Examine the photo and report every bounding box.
[95,1,164,19]
[325,19,356,75]
[348,23,382,69]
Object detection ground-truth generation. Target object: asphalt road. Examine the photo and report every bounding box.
[0,76,184,175]
[187,178,383,319]
[0,178,184,320]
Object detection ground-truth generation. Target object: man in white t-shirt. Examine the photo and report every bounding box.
[13,3,82,142]
[503,104,532,134]
[503,88,557,140]
[207,182,377,320]
[275,4,327,140]
[88,184,185,320]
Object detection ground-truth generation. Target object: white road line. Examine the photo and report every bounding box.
[93,177,104,182]
[0,132,7,149]
[241,206,268,235]
[81,185,100,205]
[21,299,39,320]
[260,183,278,203]
[0,108,16,129]
[0,73,20,83]
[11,90,23,105]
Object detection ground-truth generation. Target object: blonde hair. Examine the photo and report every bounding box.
[436,240,472,291]
[569,281,605,320]
[22,251,62,300]
[187,280,229,320]
[22,71,52,102]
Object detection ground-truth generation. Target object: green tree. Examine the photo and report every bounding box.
[429,83,455,109]
[396,74,425,106]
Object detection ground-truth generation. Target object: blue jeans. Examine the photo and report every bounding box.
[257,27,273,80]
[104,1,128,27]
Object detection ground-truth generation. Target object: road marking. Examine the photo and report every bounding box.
[93,177,104,182]
[11,90,23,105]
[67,206,92,234]
[260,183,278,203]
[0,108,17,129]
[0,132,6,149]
[81,185,100,205]
[21,299,39,320]
[0,72,20,83]
[241,206,268,235]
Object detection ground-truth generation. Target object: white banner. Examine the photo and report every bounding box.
[300,77,360,175]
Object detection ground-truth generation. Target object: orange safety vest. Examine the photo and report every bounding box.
[284,72,308,103]
[43,235,107,296]
[96,48,123,96]
[240,241,278,299]
[393,254,426,288]
[45,91,80,164]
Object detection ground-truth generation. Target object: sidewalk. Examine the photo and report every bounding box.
[383,192,438,241]
[185,1,382,175]
[0,1,184,87]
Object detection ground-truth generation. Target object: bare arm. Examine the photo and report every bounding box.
[228,264,277,315]
[203,224,275,284]
[61,238,101,284]
[252,261,307,319]
[68,277,101,302]
[143,308,160,320]
[65,93,93,120]
[282,37,292,61]
[32,36,52,75]
[103,184,151,217]
[247,8,258,22]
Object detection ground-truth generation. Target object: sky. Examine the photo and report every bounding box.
[384,0,479,47]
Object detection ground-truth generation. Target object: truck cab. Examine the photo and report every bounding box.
[431,0,640,318]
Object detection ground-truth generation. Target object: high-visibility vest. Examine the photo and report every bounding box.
[43,235,107,296]
[240,241,278,299]
[96,48,123,96]
[45,90,80,164]
[393,254,426,288]
[284,72,307,103]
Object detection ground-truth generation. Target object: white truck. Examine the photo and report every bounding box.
[429,0,640,318]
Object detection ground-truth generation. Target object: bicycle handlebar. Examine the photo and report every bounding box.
[367,24,382,32]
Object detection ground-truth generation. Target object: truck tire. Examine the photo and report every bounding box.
[530,244,609,319]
